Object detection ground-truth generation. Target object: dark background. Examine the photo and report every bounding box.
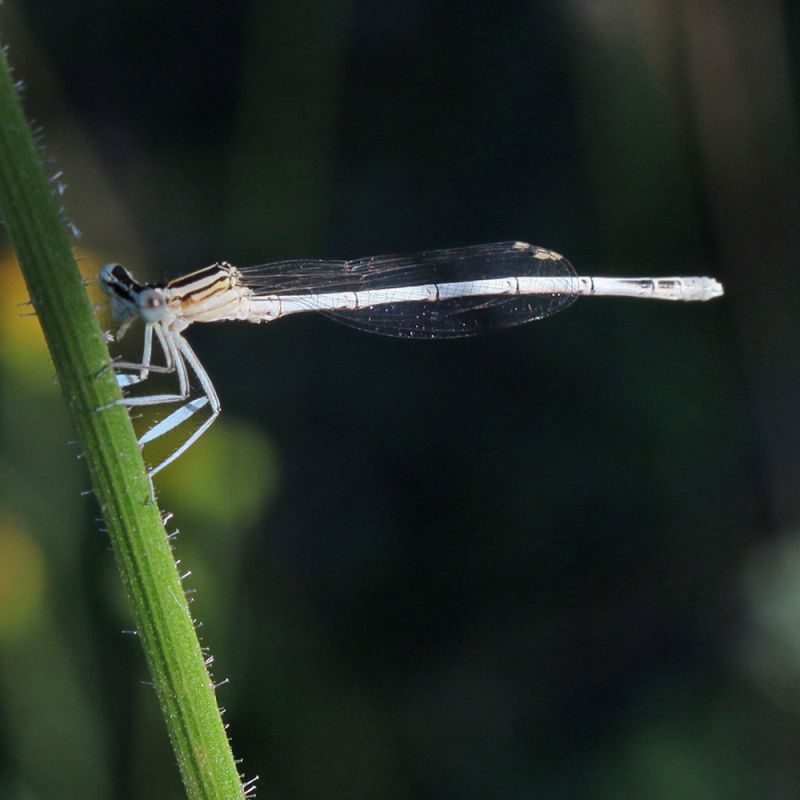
[0,1,798,798]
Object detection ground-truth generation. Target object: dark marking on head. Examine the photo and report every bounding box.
[99,262,143,303]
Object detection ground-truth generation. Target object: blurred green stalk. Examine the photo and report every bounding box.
[0,47,245,799]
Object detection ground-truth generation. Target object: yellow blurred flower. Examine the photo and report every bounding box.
[0,516,46,641]
[0,247,107,388]
[0,249,51,385]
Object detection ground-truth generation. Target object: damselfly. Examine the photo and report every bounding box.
[99,241,723,485]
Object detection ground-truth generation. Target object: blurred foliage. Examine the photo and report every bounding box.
[1,1,799,798]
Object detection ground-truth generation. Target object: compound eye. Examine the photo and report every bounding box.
[99,262,134,293]
[137,288,167,322]
[99,263,120,283]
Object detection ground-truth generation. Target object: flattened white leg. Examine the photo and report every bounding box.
[147,337,221,478]
[117,373,145,388]
[138,396,210,445]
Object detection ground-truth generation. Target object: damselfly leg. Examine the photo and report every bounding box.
[103,323,175,388]
[98,262,221,487]
[139,335,219,477]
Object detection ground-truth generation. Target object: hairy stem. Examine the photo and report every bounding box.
[0,46,244,799]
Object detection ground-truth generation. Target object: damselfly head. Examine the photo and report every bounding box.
[99,263,140,319]
[98,263,169,323]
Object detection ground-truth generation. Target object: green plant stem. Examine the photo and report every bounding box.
[0,47,244,799]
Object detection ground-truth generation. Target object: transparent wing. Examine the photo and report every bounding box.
[240,241,579,338]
